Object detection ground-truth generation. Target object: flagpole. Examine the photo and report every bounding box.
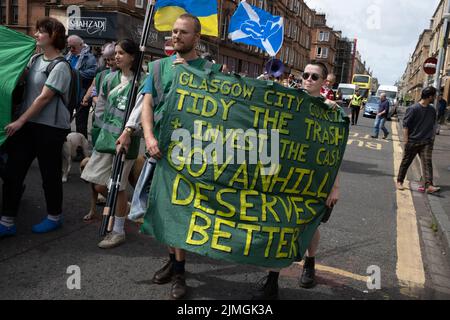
[99,0,157,237]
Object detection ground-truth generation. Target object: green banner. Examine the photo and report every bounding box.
[142,65,349,268]
[0,26,36,146]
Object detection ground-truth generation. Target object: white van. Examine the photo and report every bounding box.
[337,83,357,106]
[376,85,398,102]
[376,85,399,115]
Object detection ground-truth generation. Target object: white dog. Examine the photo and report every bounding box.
[62,132,90,183]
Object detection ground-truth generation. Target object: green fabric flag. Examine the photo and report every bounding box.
[142,65,350,268]
[0,26,36,146]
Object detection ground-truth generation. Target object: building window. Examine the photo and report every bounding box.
[11,0,18,25]
[294,0,300,15]
[1,0,6,24]
[316,47,328,59]
[221,14,229,41]
[292,24,297,40]
[120,0,127,3]
[319,31,329,42]
[135,0,144,8]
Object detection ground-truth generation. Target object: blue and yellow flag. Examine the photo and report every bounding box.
[154,0,218,37]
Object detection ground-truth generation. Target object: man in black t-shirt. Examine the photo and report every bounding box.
[397,86,440,194]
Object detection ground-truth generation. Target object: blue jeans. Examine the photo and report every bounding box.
[373,116,389,138]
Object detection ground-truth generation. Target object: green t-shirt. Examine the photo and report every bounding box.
[142,56,222,105]
[142,55,222,136]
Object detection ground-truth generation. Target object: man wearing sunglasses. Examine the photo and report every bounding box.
[299,61,340,289]
[253,61,341,299]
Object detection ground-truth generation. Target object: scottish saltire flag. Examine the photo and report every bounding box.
[154,0,219,37]
[228,1,284,57]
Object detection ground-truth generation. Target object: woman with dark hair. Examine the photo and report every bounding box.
[0,18,71,237]
[81,39,145,248]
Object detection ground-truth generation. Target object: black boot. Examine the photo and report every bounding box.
[152,259,175,284]
[299,257,316,289]
[252,272,279,300]
[171,273,187,300]
[170,260,187,299]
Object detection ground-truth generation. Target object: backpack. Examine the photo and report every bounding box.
[30,53,82,121]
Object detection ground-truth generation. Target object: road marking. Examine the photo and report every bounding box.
[292,262,368,283]
[349,132,389,142]
[391,121,426,297]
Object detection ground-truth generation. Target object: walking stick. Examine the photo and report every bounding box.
[99,0,157,237]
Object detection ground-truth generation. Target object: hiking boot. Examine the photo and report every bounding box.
[97,232,126,249]
[252,274,279,300]
[152,260,174,284]
[170,274,188,300]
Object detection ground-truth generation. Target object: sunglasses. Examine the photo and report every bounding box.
[302,72,321,81]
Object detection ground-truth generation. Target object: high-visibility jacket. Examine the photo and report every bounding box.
[91,68,113,146]
[94,70,145,160]
[350,94,364,107]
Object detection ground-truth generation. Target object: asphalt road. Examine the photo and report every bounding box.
[1,111,450,300]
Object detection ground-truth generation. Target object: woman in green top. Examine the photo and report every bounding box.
[81,39,144,249]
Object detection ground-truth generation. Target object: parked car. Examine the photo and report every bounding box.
[363,96,396,120]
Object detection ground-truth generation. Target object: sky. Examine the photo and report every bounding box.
[304,0,441,85]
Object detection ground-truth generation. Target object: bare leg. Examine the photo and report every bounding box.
[83,183,99,221]
[174,248,186,261]
[306,229,321,258]
[116,190,128,218]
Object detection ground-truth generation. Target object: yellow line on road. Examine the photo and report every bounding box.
[293,262,367,283]
[391,121,426,297]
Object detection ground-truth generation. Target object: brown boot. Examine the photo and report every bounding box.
[152,260,174,284]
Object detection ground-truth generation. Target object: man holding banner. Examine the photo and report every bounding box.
[117,12,222,300]
[252,61,341,300]
[143,14,221,300]
[117,1,348,300]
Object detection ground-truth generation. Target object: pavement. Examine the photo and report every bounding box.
[396,106,450,255]
[1,110,450,300]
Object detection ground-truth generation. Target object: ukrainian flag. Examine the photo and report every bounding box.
[154,0,218,37]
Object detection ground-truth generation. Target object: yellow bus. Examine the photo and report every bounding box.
[352,74,372,99]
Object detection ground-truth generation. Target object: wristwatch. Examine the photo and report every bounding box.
[125,127,135,135]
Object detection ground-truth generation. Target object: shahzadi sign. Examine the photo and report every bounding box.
[142,65,349,268]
